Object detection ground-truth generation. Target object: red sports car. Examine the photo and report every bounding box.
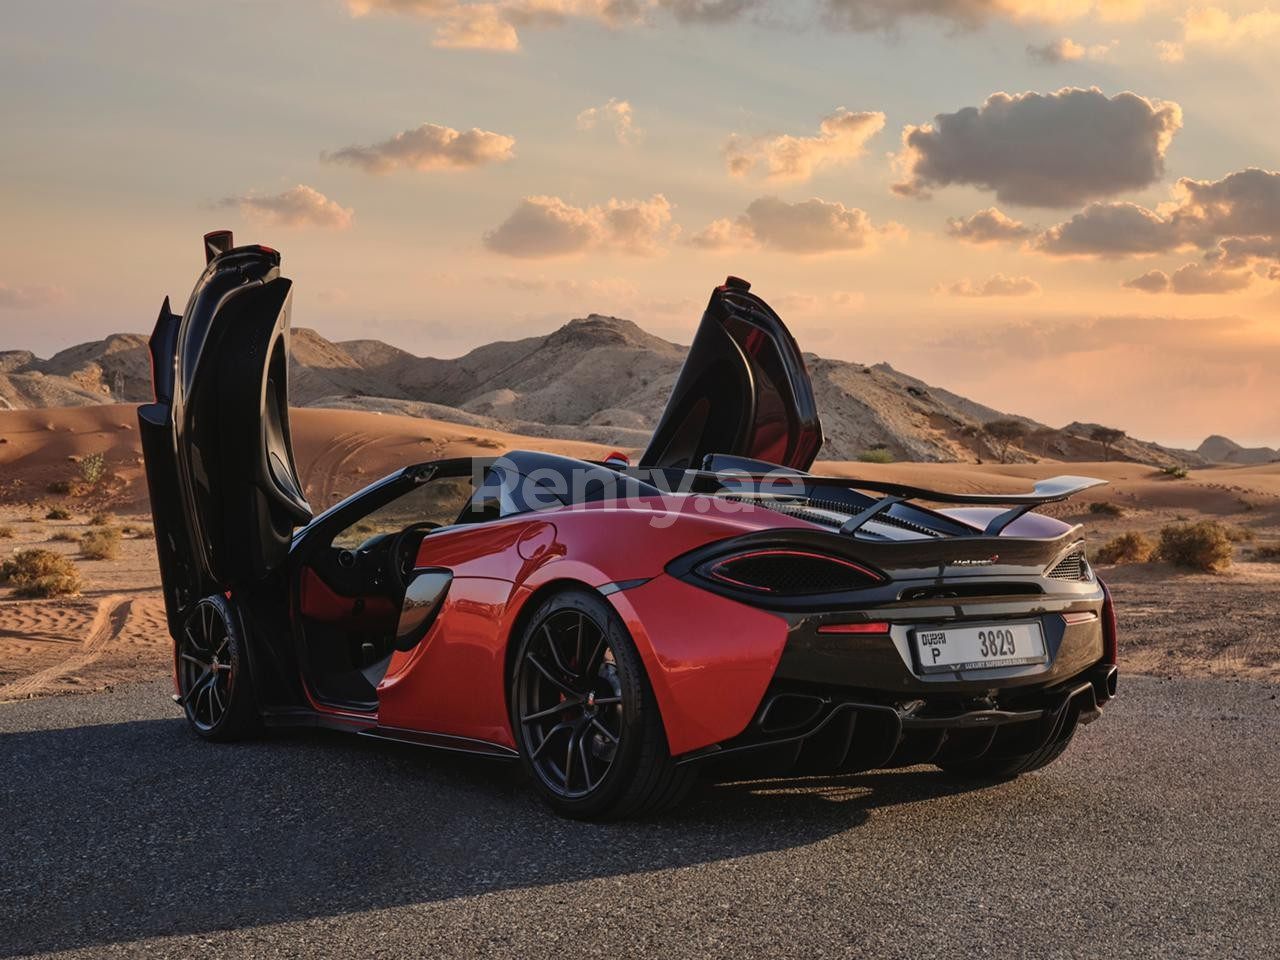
[138,232,1119,819]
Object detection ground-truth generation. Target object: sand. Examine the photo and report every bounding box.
[2,405,1278,701]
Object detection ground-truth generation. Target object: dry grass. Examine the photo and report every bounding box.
[1253,544,1280,563]
[1157,521,1234,573]
[0,525,13,539]
[45,507,72,521]
[88,510,115,527]
[0,548,82,598]
[79,526,122,561]
[48,530,81,543]
[1095,531,1155,565]
[1088,501,1125,517]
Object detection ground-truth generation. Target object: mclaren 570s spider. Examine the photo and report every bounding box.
[138,231,1119,819]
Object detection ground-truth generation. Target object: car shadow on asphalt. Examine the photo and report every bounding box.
[0,712,999,956]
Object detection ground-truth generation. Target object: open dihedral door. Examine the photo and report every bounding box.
[138,231,312,634]
[639,277,824,472]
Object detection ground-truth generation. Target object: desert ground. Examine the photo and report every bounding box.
[2,403,1279,701]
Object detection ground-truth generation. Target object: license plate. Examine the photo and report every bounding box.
[913,622,1046,674]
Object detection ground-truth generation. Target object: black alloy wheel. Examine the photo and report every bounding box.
[511,589,695,819]
[177,595,258,741]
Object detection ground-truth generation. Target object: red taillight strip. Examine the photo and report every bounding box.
[1061,611,1098,625]
[817,621,891,635]
[707,549,883,594]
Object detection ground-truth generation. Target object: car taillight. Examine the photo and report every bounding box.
[702,549,882,595]
[1100,579,1118,665]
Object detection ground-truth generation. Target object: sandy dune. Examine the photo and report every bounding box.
[2,405,1278,701]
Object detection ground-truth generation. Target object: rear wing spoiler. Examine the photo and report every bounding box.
[676,468,1107,537]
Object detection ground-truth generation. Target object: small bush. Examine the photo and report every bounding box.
[88,510,114,527]
[80,527,122,560]
[0,525,13,539]
[47,480,73,495]
[1094,531,1155,565]
[1160,465,1188,480]
[79,453,106,486]
[49,530,81,543]
[1,548,82,597]
[45,507,72,521]
[1225,525,1257,543]
[1088,502,1124,517]
[857,448,895,464]
[1253,544,1280,562]
[132,525,155,539]
[1157,521,1233,573]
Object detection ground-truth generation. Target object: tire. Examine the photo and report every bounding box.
[510,588,696,820]
[176,595,260,742]
[937,709,1078,780]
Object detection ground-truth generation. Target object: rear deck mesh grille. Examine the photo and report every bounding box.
[1047,553,1085,580]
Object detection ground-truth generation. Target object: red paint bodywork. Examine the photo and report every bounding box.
[369,496,809,754]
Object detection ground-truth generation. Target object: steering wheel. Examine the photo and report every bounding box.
[386,521,441,593]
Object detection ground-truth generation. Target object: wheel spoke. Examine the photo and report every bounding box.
[563,728,578,791]
[525,653,575,696]
[530,721,572,760]
[590,717,619,744]
[575,613,585,674]
[578,734,596,792]
[541,624,574,679]
[180,668,213,706]
[592,695,622,707]
[179,652,208,669]
[583,630,606,678]
[211,679,224,715]
[521,698,582,724]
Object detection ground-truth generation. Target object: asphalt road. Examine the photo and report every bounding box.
[2,676,1276,959]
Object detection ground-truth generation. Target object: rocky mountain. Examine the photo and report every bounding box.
[0,316,1224,466]
[1197,435,1279,465]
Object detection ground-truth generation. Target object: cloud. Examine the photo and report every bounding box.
[660,0,759,22]
[1155,38,1185,61]
[821,0,1149,32]
[1036,167,1280,261]
[1122,269,1169,292]
[1169,262,1254,295]
[945,207,1034,243]
[322,122,515,173]
[216,185,354,230]
[691,196,900,254]
[1166,5,1280,57]
[0,282,66,309]
[577,98,639,144]
[939,273,1042,297]
[893,87,1182,208]
[724,108,885,181]
[483,193,677,257]
[433,5,521,48]
[1036,200,1178,257]
[1026,37,1112,63]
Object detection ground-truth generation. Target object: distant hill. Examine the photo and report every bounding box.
[0,315,1219,466]
[1198,435,1279,465]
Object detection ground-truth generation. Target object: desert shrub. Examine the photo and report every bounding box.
[80,527,122,560]
[47,480,73,495]
[1160,465,1188,480]
[133,525,155,539]
[88,510,114,527]
[1253,544,1280,562]
[49,530,81,543]
[1224,525,1257,543]
[1088,502,1124,517]
[1094,531,1155,565]
[45,507,72,521]
[1,548,82,597]
[857,448,895,464]
[0,525,13,539]
[1156,521,1233,572]
[79,453,106,486]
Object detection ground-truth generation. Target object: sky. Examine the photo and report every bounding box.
[2,0,1279,449]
